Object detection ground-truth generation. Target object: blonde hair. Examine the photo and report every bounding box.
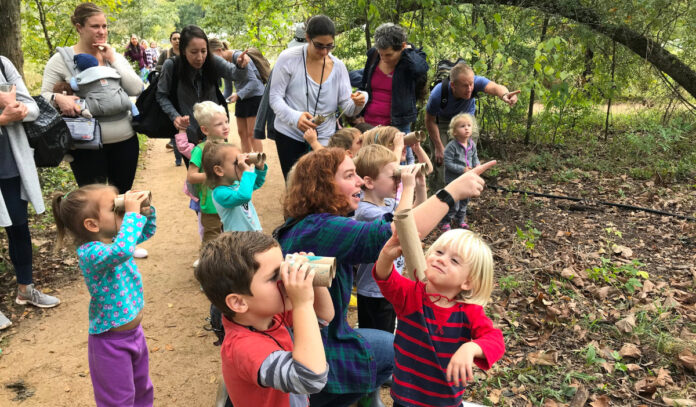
[353,144,398,181]
[448,113,479,141]
[328,128,360,151]
[424,229,494,305]
[361,126,401,150]
[193,101,227,128]
[208,38,228,52]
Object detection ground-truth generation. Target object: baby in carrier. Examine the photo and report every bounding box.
[52,53,138,119]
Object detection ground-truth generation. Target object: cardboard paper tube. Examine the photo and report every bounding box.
[393,209,427,281]
[393,163,428,178]
[284,254,337,287]
[246,152,266,166]
[403,130,427,145]
[114,191,152,213]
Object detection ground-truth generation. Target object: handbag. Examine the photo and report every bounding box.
[63,117,103,150]
[22,96,73,167]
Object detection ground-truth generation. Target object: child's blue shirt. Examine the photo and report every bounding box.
[212,165,267,232]
[77,208,156,334]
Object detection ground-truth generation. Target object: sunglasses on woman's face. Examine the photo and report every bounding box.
[311,40,335,50]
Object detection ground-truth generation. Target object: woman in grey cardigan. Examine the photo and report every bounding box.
[0,56,60,330]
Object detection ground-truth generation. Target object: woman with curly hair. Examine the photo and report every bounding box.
[274,148,496,406]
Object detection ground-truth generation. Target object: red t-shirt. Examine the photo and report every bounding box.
[364,66,393,126]
[221,312,301,407]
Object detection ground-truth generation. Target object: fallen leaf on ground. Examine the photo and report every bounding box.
[165,344,174,351]
[678,350,696,372]
[527,350,558,366]
[662,397,696,407]
[590,395,610,407]
[616,314,636,333]
[487,388,501,404]
[619,343,642,358]
[655,367,673,386]
[151,346,160,352]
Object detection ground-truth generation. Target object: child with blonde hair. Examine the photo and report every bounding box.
[374,228,504,407]
[201,142,267,232]
[441,113,480,230]
[361,126,433,173]
[52,185,156,406]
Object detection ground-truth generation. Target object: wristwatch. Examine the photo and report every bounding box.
[435,189,455,210]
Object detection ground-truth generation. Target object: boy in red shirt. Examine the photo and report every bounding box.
[196,232,334,407]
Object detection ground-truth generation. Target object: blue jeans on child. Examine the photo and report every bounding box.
[88,324,153,407]
[308,328,394,407]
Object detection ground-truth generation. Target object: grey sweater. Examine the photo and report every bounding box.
[444,138,480,184]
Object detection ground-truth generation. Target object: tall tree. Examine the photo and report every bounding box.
[0,0,24,76]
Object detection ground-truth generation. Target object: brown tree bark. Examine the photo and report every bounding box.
[0,0,24,77]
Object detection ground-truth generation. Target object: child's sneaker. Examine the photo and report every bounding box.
[192,258,200,268]
[440,223,451,232]
[16,284,61,308]
[133,246,149,258]
[0,311,11,330]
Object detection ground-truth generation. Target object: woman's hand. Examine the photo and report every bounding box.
[173,115,190,131]
[350,91,365,108]
[444,160,496,201]
[93,42,115,64]
[0,85,16,109]
[236,50,250,68]
[297,112,318,132]
[54,93,82,117]
[226,93,239,103]
[0,101,28,124]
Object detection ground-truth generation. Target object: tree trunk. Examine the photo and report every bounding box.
[364,0,372,50]
[345,0,696,100]
[525,16,549,144]
[0,0,24,77]
[604,40,616,141]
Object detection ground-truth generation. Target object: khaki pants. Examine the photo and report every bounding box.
[200,212,222,243]
[427,119,452,192]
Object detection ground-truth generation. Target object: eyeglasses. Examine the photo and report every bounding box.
[311,40,335,51]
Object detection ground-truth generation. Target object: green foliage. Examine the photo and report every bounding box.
[515,220,541,250]
[498,275,520,294]
[584,344,606,366]
[586,258,648,294]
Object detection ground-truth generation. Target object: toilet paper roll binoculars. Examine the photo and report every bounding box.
[245,152,266,166]
[114,191,152,213]
[392,163,428,178]
[403,130,427,145]
[284,254,337,287]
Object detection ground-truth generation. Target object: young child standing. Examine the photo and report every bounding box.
[195,231,334,407]
[442,113,480,230]
[374,228,505,407]
[202,142,267,232]
[352,144,425,332]
[52,186,156,407]
[187,101,230,245]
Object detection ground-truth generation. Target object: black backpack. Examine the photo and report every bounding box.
[0,60,71,167]
[430,58,467,110]
[131,67,178,139]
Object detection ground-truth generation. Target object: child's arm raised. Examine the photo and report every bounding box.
[414,169,427,206]
[313,286,334,325]
[395,165,416,213]
[252,163,268,190]
[374,233,402,281]
[212,171,257,208]
[186,163,207,184]
[412,141,433,175]
[303,128,323,152]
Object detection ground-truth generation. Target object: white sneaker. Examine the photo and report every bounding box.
[133,247,149,258]
[192,259,200,268]
[0,311,11,330]
[16,284,61,308]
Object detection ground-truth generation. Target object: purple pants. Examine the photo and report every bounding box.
[88,325,154,407]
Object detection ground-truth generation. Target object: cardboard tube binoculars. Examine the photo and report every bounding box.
[403,130,427,146]
[393,162,428,178]
[114,191,152,213]
[245,152,266,166]
[284,254,337,287]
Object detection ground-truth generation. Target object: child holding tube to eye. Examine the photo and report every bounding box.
[352,144,425,333]
[195,231,334,407]
[201,141,267,232]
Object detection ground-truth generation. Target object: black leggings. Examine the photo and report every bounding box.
[0,177,33,285]
[69,135,140,194]
[274,132,311,181]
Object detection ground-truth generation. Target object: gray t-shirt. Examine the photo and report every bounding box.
[354,199,405,297]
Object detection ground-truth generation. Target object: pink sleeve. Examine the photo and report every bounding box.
[467,306,505,370]
[374,264,422,316]
[175,132,194,158]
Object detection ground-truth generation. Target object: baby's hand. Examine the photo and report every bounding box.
[400,165,417,189]
[446,342,482,386]
[281,257,315,308]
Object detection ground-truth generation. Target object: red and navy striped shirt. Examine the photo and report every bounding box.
[375,265,505,407]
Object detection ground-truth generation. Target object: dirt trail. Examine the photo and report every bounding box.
[0,123,285,405]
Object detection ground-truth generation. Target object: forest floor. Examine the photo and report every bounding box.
[0,130,694,406]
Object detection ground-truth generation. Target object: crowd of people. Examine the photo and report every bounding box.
[0,3,524,406]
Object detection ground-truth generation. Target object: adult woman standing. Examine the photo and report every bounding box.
[269,15,368,179]
[275,148,495,406]
[1,56,60,330]
[156,25,249,157]
[360,23,428,164]
[210,39,265,153]
[41,2,143,194]
[124,34,146,77]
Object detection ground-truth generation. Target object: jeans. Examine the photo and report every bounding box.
[170,137,183,164]
[309,328,394,407]
[0,177,33,285]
